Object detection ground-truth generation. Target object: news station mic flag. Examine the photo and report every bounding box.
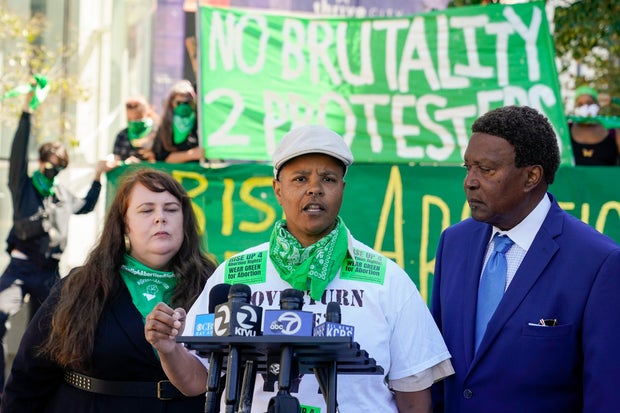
[213,284,262,337]
[194,283,231,337]
[263,289,314,337]
[313,301,355,338]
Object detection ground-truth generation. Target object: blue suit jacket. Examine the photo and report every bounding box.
[431,194,620,413]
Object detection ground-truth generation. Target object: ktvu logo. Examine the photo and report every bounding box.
[269,311,303,335]
[214,304,260,336]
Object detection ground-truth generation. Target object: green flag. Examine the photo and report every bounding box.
[1,74,50,110]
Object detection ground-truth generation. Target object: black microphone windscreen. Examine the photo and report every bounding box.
[325,301,341,324]
[228,283,251,303]
[208,284,232,313]
[280,288,304,310]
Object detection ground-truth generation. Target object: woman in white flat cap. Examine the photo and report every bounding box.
[146,125,454,413]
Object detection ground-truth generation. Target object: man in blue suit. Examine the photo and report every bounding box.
[431,105,620,413]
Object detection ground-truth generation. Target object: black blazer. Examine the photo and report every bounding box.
[2,276,205,412]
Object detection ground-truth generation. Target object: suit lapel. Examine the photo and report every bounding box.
[472,202,563,362]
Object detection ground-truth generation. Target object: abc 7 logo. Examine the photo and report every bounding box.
[271,311,303,335]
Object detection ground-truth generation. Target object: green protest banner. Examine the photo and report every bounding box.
[198,2,571,165]
[107,163,619,303]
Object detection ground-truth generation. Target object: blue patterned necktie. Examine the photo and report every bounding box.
[475,234,514,351]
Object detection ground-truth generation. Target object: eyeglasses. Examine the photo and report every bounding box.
[44,162,65,172]
[126,102,139,109]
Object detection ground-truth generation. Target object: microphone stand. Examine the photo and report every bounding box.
[312,302,342,412]
[205,351,224,413]
[224,346,242,413]
[267,345,301,413]
[236,360,257,413]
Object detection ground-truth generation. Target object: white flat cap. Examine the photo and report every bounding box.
[272,125,354,178]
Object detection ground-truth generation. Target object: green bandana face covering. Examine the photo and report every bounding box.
[172,103,196,145]
[119,254,177,320]
[269,217,349,301]
[127,118,153,142]
[32,170,56,197]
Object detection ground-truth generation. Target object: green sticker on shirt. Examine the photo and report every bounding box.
[224,251,267,284]
[300,405,321,413]
[340,248,386,285]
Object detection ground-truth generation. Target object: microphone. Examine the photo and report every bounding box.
[194,283,231,336]
[266,289,304,413]
[313,302,350,411]
[313,302,355,339]
[213,284,262,337]
[203,284,232,413]
[215,284,263,413]
[263,289,314,336]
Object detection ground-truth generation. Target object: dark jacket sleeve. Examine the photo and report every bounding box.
[74,180,102,214]
[2,280,65,412]
[8,112,31,199]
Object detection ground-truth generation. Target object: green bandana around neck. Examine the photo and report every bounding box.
[119,254,177,320]
[269,217,349,301]
[172,103,196,145]
[127,118,154,142]
[32,170,55,197]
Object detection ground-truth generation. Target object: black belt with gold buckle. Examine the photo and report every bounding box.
[64,371,185,400]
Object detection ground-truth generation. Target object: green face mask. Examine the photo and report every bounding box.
[32,170,56,197]
[127,118,153,141]
[172,103,196,145]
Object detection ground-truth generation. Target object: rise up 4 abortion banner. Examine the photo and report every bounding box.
[197,1,571,165]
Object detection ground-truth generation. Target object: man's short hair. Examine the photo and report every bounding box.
[472,105,560,184]
[39,142,69,168]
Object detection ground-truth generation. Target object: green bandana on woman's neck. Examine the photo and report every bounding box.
[32,170,55,197]
[172,103,196,145]
[120,254,177,320]
[269,217,349,301]
[127,118,154,143]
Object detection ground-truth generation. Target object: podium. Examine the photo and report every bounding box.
[178,335,384,413]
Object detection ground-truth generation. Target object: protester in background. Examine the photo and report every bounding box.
[569,86,620,165]
[431,105,620,413]
[2,168,218,412]
[111,96,159,164]
[145,125,454,413]
[152,80,202,163]
[0,89,112,395]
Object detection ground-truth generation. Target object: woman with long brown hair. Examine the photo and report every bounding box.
[2,168,217,412]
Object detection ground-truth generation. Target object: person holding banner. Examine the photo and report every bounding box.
[0,85,112,395]
[152,80,203,163]
[569,86,620,165]
[145,125,454,413]
[431,105,620,413]
[2,168,218,412]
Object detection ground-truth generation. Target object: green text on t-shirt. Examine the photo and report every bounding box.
[224,251,268,285]
[340,248,386,285]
